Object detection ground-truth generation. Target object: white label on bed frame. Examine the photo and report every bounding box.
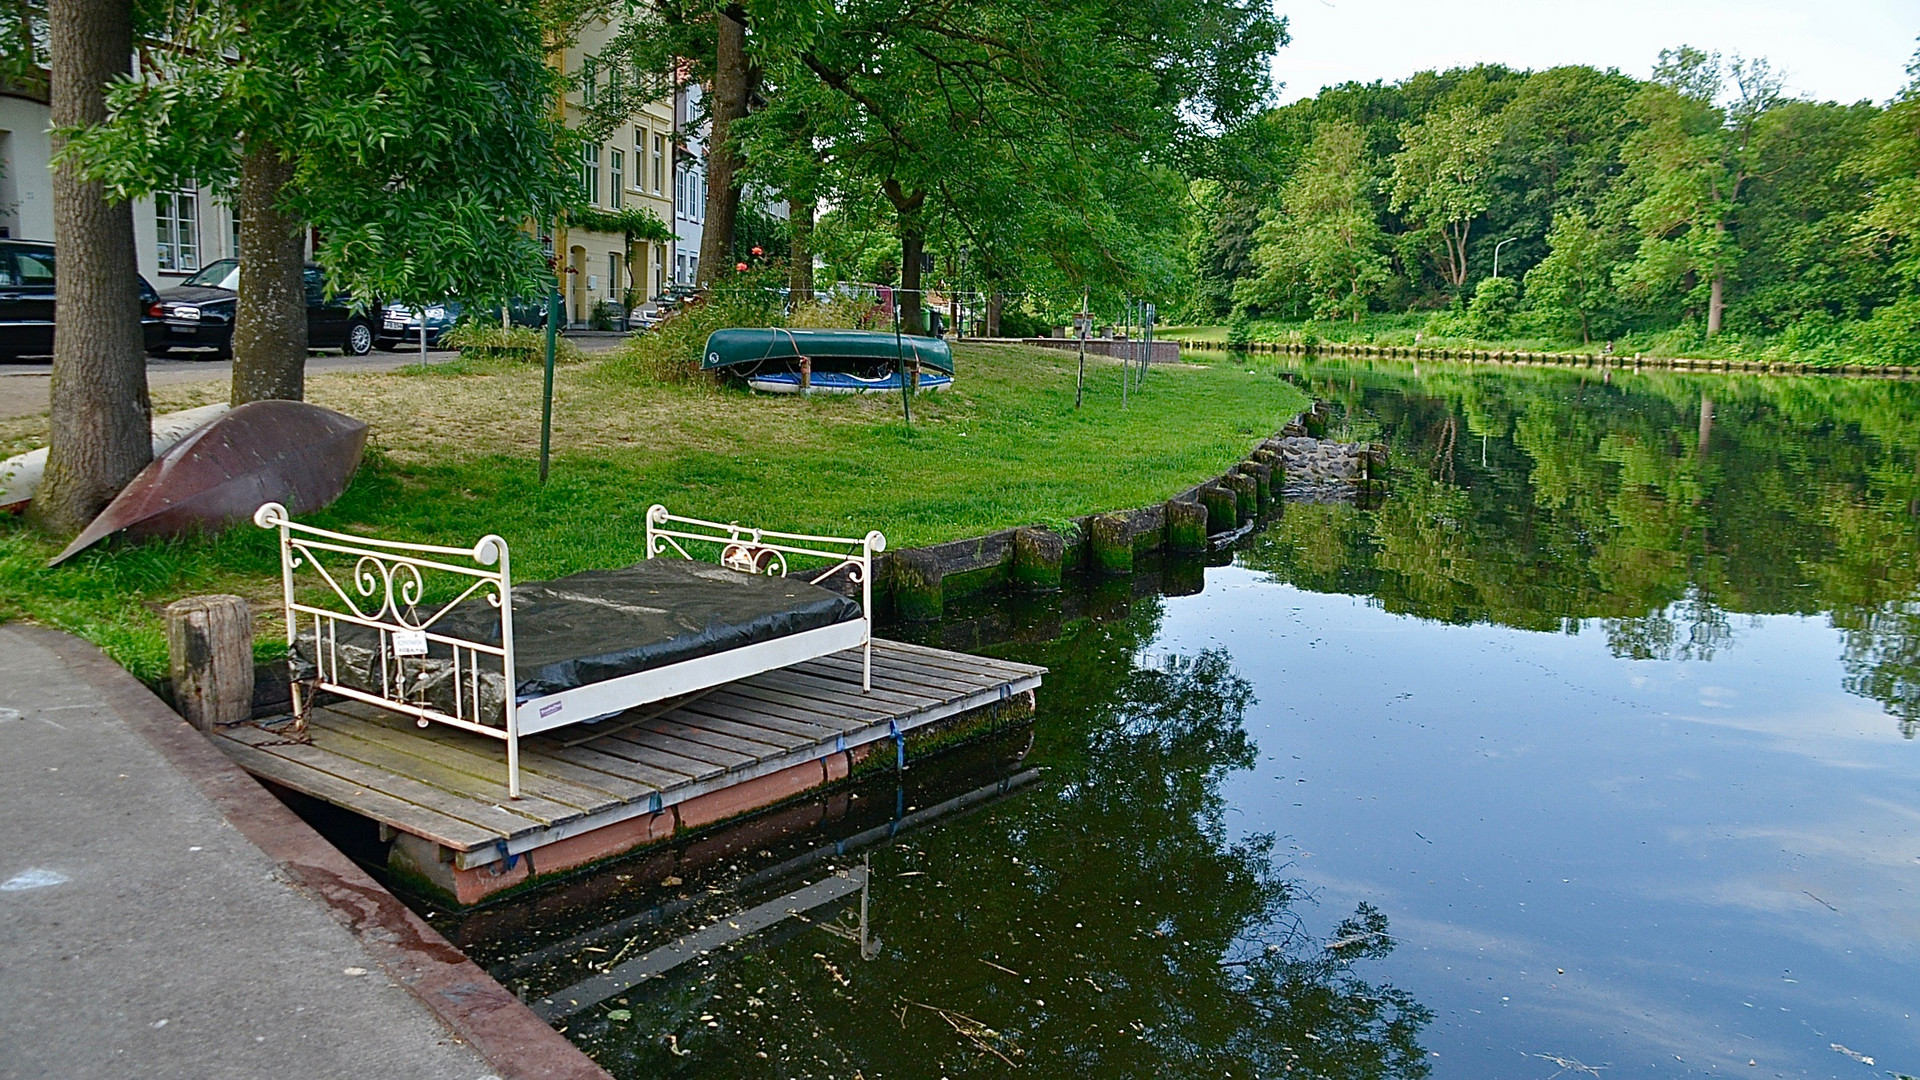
[392,629,429,657]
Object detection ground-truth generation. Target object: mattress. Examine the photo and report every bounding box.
[291,559,863,725]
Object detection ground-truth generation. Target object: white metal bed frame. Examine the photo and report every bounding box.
[254,501,885,798]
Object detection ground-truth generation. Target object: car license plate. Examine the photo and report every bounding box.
[384,319,405,331]
[169,323,197,334]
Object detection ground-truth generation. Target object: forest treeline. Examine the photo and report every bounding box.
[1183,45,1920,362]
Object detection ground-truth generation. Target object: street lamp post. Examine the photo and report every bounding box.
[1492,236,1519,278]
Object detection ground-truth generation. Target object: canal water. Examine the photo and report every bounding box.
[434,360,1920,1079]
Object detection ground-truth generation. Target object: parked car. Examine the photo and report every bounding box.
[375,295,552,350]
[0,238,167,360]
[150,260,378,358]
[375,300,462,350]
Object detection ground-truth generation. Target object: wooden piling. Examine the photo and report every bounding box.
[1240,461,1272,509]
[1225,473,1258,522]
[1200,484,1238,535]
[1089,513,1134,576]
[890,550,944,621]
[165,595,253,732]
[1012,526,1066,591]
[1165,499,1209,554]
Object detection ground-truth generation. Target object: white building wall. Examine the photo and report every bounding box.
[1,91,237,287]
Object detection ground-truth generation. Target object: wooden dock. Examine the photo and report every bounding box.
[210,638,1043,905]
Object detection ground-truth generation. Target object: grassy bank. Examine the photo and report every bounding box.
[1163,315,1914,368]
[0,342,1306,681]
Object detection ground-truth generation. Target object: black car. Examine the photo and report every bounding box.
[0,239,167,360]
[152,260,377,358]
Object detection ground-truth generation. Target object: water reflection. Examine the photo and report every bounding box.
[1254,361,1920,736]
[460,595,1433,1078]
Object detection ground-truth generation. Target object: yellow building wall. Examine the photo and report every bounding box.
[557,16,678,324]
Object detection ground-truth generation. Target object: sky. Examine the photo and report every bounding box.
[1271,0,1918,105]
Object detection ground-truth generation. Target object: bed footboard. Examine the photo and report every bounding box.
[253,502,527,796]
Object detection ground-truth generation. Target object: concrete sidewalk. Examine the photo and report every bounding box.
[0,626,607,1080]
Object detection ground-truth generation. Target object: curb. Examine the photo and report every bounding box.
[19,626,611,1080]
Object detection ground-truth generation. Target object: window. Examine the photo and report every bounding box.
[581,143,600,206]
[655,244,666,294]
[609,149,623,209]
[691,167,705,222]
[581,56,597,106]
[608,251,620,296]
[674,164,685,217]
[652,134,665,193]
[155,190,200,272]
[675,252,686,283]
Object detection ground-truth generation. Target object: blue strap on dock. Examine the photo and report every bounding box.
[890,720,905,771]
[494,839,520,872]
[649,791,662,814]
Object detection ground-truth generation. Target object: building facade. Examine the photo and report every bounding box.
[2,89,240,290]
[673,80,705,286]
[553,15,678,326]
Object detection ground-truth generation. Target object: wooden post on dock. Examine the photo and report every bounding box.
[165,595,252,732]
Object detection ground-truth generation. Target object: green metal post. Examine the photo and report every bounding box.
[540,282,560,483]
[893,291,912,430]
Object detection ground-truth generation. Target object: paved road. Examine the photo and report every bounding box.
[0,334,630,422]
[0,626,505,1080]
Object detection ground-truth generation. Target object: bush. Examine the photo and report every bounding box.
[1465,276,1520,338]
[1225,308,1252,349]
[589,299,625,331]
[1847,298,1920,364]
[602,287,779,385]
[995,304,1047,339]
[439,322,583,364]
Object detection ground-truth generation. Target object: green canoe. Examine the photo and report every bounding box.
[702,327,954,374]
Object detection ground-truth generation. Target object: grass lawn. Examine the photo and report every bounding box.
[0,342,1306,681]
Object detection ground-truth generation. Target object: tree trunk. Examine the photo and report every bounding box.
[1706,270,1725,338]
[787,192,814,301]
[986,290,1003,337]
[1697,395,1713,457]
[882,180,926,335]
[231,139,307,404]
[695,10,747,289]
[29,0,150,537]
[898,229,924,335]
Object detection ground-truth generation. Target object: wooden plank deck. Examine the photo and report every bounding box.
[210,639,1043,870]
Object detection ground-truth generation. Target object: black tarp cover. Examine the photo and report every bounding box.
[292,559,863,725]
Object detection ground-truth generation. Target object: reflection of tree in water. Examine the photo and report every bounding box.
[1257,362,1920,735]
[1838,600,1920,739]
[1604,589,1734,662]
[579,601,1432,1079]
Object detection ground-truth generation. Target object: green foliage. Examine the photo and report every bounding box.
[1226,308,1252,349]
[1185,47,1917,362]
[566,205,674,245]
[439,322,584,365]
[1238,121,1390,322]
[1464,275,1519,337]
[1387,104,1501,288]
[59,0,575,308]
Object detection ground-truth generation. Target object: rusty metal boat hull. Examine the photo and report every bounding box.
[51,400,367,565]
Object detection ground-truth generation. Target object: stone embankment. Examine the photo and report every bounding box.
[1181,338,1920,378]
[875,404,1384,619]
